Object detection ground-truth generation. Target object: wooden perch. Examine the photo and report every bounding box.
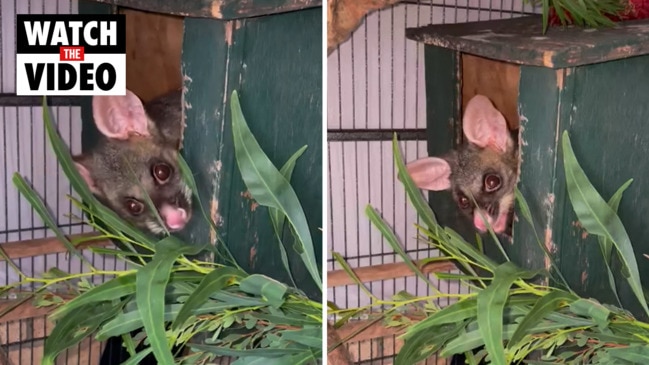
[328,0,402,54]
[0,233,110,261]
[327,260,456,287]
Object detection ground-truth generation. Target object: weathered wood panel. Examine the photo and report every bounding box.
[407,16,649,68]
[514,66,567,279]
[424,47,470,237]
[181,8,323,299]
[121,8,183,102]
[86,0,320,19]
[553,56,649,319]
[461,54,520,130]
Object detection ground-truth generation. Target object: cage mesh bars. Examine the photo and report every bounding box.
[327,1,538,363]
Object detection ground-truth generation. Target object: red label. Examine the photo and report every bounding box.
[59,46,84,61]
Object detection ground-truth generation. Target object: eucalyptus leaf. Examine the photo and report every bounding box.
[562,131,649,317]
[239,274,288,308]
[607,344,649,361]
[136,236,203,364]
[441,322,571,356]
[43,302,120,365]
[366,205,437,289]
[508,290,577,347]
[172,266,246,329]
[392,134,440,233]
[597,179,632,307]
[397,322,466,365]
[477,262,541,365]
[230,91,321,290]
[230,351,319,365]
[269,145,308,287]
[97,304,183,340]
[190,344,306,357]
[119,348,154,365]
[569,298,611,328]
[279,327,322,348]
[50,272,136,321]
[13,174,91,266]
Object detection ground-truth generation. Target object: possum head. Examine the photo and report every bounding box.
[73,89,193,235]
[407,95,517,235]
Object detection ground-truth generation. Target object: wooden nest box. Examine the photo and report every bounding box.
[407,15,649,319]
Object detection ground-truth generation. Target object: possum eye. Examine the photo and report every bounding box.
[457,192,471,209]
[125,199,144,215]
[484,174,502,193]
[152,163,172,183]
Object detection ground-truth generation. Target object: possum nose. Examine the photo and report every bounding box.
[161,205,188,231]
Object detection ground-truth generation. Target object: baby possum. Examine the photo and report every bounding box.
[407,94,517,235]
[73,88,193,235]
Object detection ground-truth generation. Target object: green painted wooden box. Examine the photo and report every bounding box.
[406,15,649,318]
[79,0,323,299]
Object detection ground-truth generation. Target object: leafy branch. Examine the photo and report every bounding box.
[5,91,322,365]
[330,132,649,365]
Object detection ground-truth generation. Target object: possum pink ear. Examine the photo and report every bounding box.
[462,95,513,153]
[92,89,149,140]
[73,160,100,195]
[406,157,451,191]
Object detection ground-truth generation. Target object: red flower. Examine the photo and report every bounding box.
[548,0,649,27]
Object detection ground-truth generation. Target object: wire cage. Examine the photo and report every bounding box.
[327,1,539,363]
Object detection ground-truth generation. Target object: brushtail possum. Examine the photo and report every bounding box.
[407,95,517,235]
[73,88,193,235]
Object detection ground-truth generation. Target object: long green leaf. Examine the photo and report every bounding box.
[569,298,611,328]
[97,304,183,339]
[12,174,91,267]
[172,266,245,329]
[441,321,571,356]
[366,205,437,290]
[477,262,541,365]
[331,251,376,300]
[402,298,478,339]
[607,345,649,361]
[561,131,649,317]
[392,134,439,233]
[279,327,322,348]
[230,91,321,290]
[396,322,466,365]
[190,344,304,357]
[508,290,577,347]
[136,236,203,364]
[598,179,632,307]
[120,348,154,365]
[177,154,239,268]
[50,272,136,321]
[269,145,307,287]
[239,274,288,308]
[230,351,319,365]
[403,296,538,340]
[43,302,119,365]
